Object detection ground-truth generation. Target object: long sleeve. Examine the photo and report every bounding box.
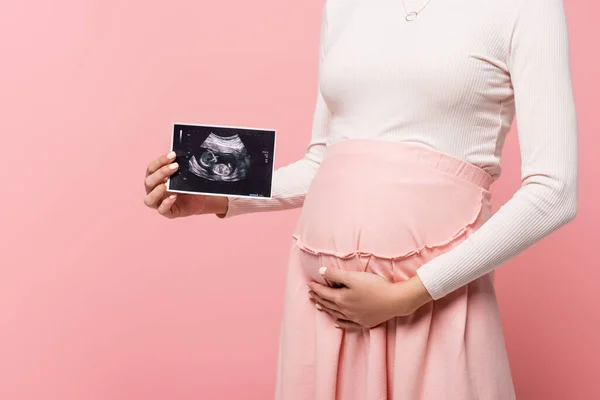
[217,5,332,219]
[415,0,578,300]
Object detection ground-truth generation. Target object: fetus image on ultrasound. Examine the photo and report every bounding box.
[188,133,251,182]
[167,123,276,198]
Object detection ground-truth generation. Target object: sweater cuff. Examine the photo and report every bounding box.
[216,195,279,219]
[415,255,457,301]
[215,196,248,219]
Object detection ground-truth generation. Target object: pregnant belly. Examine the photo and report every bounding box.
[291,149,492,284]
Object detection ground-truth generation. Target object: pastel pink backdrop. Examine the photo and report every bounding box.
[0,1,598,399]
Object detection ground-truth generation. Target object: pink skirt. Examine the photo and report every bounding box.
[274,139,515,399]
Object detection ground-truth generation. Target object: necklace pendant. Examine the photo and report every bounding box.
[405,11,418,21]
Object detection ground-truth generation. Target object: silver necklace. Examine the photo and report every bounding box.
[401,0,434,21]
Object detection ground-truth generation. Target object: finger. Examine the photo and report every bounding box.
[320,266,351,287]
[143,183,168,209]
[144,162,179,194]
[307,282,340,304]
[326,279,345,288]
[314,301,347,320]
[146,151,177,177]
[334,319,363,330]
[309,290,343,313]
[157,193,178,218]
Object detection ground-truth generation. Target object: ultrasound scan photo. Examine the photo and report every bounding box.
[167,123,276,198]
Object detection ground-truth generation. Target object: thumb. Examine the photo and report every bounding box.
[319,267,350,287]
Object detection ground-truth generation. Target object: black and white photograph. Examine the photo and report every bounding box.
[167,123,276,198]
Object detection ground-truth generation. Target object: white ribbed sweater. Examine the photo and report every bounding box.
[219,0,578,300]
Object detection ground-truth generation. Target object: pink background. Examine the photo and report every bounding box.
[0,0,598,399]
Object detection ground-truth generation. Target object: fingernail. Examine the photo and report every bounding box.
[316,303,323,310]
[169,163,179,170]
[306,284,311,290]
[334,324,341,329]
[167,151,176,159]
[169,194,176,200]
[319,267,327,276]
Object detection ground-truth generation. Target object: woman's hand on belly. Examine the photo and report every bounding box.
[307,267,433,330]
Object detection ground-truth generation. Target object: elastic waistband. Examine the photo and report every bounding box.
[324,139,494,190]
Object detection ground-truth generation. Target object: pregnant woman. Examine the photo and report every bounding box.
[143,0,578,398]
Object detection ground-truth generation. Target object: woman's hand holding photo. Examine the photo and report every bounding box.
[143,151,229,218]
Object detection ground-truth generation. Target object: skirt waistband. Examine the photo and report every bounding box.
[324,139,494,190]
